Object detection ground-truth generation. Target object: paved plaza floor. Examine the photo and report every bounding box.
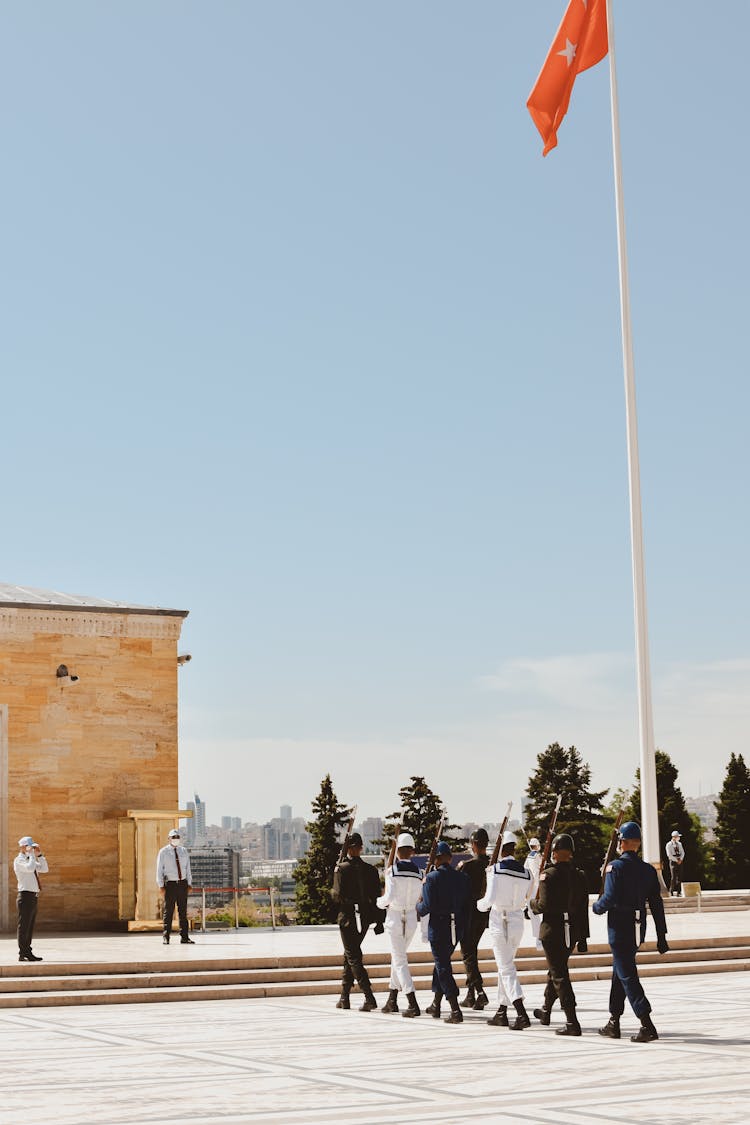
[0,964,748,1124]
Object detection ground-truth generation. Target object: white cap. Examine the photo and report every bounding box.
[528,837,540,849]
[18,836,34,847]
[396,832,415,849]
[671,830,681,838]
[502,830,517,847]
[168,829,181,838]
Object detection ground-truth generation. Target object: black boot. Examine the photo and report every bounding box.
[426,993,442,1018]
[473,989,489,1011]
[359,990,378,1012]
[533,1007,551,1026]
[382,989,399,1014]
[487,1005,509,1027]
[460,985,476,1009]
[402,992,421,1018]
[335,992,350,1010]
[556,1009,582,1036]
[631,1014,658,1043]
[598,1016,621,1039]
[444,997,463,1024]
[510,998,531,1030]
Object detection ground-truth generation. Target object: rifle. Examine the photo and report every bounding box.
[423,812,446,877]
[385,823,402,873]
[335,805,357,869]
[538,793,563,876]
[600,808,625,892]
[489,801,514,866]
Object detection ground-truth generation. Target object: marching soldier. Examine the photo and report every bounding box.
[332,832,385,1011]
[457,827,491,1010]
[376,831,423,1018]
[524,836,543,950]
[416,842,470,1024]
[530,832,589,1036]
[593,820,669,1042]
[477,829,533,1029]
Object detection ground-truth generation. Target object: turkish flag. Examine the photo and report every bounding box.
[527,0,608,156]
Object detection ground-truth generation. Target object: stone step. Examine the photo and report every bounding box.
[0,955,747,1009]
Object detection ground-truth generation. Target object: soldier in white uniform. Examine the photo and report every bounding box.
[15,836,49,962]
[477,829,533,1029]
[376,832,423,1018]
[524,837,543,950]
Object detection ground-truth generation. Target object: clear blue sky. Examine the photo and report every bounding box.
[3,2,748,827]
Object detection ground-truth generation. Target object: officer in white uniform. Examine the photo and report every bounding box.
[524,837,543,949]
[15,836,49,962]
[156,829,195,945]
[665,830,685,896]
[376,832,423,1018]
[477,829,533,1029]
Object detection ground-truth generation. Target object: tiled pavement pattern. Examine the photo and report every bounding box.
[1,972,748,1125]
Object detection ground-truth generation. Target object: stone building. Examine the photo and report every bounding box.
[0,582,189,931]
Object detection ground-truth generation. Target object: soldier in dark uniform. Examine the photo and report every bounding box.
[416,841,470,1024]
[593,820,669,1043]
[530,832,589,1036]
[332,832,385,1011]
[457,827,490,1010]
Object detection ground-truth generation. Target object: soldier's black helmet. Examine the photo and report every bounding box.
[348,832,363,847]
[551,833,574,853]
[471,828,489,846]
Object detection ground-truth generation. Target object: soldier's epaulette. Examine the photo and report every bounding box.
[539,872,547,881]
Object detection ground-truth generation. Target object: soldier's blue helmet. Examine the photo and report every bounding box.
[619,821,642,840]
[435,841,452,856]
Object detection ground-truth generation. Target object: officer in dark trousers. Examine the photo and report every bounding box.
[332,832,385,1011]
[593,820,669,1043]
[457,828,491,1010]
[530,833,589,1036]
[156,829,195,945]
[417,842,470,1024]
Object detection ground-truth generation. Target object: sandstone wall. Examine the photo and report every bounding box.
[0,606,184,930]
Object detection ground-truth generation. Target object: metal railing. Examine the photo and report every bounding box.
[187,886,278,932]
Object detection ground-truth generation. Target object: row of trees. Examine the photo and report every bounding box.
[294,748,750,921]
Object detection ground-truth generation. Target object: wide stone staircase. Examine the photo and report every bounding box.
[1,932,749,1009]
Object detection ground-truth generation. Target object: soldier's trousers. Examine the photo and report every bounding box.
[488,912,525,1007]
[460,910,489,991]
[385,914,418,993]
[339,918,373,995]
[541,935,577,1016]
[608,935,651,1019]
[430,936,459,1001]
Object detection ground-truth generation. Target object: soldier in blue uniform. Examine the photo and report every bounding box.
[593,820,669,1043]
[416,842,470,1024]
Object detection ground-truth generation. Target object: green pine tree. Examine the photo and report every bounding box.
[524,742,608,891]
[631,749,709,884]
[381,776,467,854]
[294,774,351,924]
[712,753,750,889]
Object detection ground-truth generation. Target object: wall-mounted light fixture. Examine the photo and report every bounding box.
[177,654,192,666]
[56,664,79,683]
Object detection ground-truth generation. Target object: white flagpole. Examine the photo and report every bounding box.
[605,0,662,877]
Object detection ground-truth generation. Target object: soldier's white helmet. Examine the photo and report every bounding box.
[528,837,541,849]
[396,832,415,849]
[502,830,518,847]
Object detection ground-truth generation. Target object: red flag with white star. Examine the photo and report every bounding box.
[527,0,608,156]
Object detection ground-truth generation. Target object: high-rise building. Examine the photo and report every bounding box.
[262,816,310,860]
[280,805,292,821]
[231,817,242,832]
[187,847,241,904]
[359,817,384,854]
[194,793,206,840]
[185,801,196,846]
[221,816,232,829]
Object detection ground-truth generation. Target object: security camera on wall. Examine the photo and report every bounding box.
[56,664,79,683]
[177,654,192,666]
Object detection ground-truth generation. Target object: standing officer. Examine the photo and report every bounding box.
[477,829,533,1029]
[156,828,195,945]
[530,833,589,1036]
[15,836,49,962]
[524,837,543,950]
[457,828,491,1010]
[665,830,685,896]
[376,832,423,1017]
[593,820,669,1042]
[416,842,470,1024]
[332,832,384,1011]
